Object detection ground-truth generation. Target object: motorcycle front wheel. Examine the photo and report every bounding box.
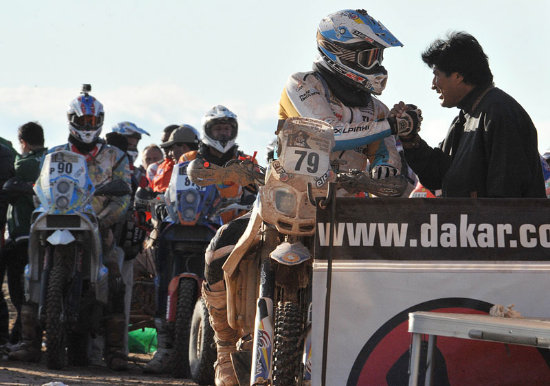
[173,277,198,378]
[272,301,304,385]
[45,257,69,370]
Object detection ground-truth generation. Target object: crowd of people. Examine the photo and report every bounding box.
[0,7,548,386]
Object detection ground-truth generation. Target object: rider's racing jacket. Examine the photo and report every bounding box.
[49,142,131,228]
[279,69,401,175]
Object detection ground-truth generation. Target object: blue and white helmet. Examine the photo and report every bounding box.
[67,87,105,144]
[317,9,402,95]
[112,121,150,139]
[201,105,238,154]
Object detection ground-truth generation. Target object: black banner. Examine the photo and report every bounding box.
[315,198,550,261]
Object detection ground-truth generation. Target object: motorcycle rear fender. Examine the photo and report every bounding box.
[166,273,202,322]
[27,211,102,304]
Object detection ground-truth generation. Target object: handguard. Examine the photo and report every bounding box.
[187,158,265,187]
[337,169,408,197]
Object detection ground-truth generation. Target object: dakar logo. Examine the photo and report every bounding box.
[287,130,311,149]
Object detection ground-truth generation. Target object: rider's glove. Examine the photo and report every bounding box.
[388,104,422,139]
[371,165,398,180]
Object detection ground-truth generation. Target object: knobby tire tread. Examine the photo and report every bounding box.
[272,301,303,385]
[173,278,197,378]
[45,263,68,370]
[189,297,216,385]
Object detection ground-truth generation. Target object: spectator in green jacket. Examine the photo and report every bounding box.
[3,122,46,345]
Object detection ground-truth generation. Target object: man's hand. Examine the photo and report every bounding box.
[371,165,398,180]
[388,102,423,138]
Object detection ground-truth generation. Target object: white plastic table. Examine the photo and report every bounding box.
[408,311,550,386]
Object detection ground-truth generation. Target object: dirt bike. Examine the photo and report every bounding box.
[27,149,130,370]
[188,117,407,385]
[156,159,232,380]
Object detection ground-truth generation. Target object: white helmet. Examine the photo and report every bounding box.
[67,85,104,144]
[316,9,402,95]
[201,105,238,154]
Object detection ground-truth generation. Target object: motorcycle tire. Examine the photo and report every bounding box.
[272,301,304,386]
[173,278,197,378]
[45,262,69,370]
[189,297,216,385]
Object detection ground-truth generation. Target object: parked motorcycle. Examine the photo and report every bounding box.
[26,149,130,369]
[188,117,407,385]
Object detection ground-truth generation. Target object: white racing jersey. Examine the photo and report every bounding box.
[279,70,401,174]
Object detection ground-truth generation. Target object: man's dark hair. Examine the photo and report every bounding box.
[421,32,493,86]
[105,132,128,152]
[18,122,44,147]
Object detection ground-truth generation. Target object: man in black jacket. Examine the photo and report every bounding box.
[393,32,545,198]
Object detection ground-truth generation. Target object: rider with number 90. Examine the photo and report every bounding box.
[10,86,132,371]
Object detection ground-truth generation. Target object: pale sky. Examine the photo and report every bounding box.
[1,0,548,164]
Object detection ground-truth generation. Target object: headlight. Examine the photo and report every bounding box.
[183,208,196,220]
[184,191,197,204]
[55,196,70,209]
[57,180,70,194]
[274,187,296,216]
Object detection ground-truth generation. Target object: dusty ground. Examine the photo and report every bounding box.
[0,355,198,385]
[0,283,200,386]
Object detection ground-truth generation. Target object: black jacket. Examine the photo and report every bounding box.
[0,143,16,229]
[404,86,545,198]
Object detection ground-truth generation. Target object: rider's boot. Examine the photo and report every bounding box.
[203,282,239,386]
[8,303,41,362]
[104,313,128,371]
[143,317,175,374]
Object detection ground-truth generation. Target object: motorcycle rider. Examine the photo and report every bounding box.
[200,10,420,385]
[143,124,201,374]
[9,86,131,371]
[180,105,258,222]
[143,106,258,375]
[181,105,259,384]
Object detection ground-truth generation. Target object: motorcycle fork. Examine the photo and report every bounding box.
[250,227,278,385]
